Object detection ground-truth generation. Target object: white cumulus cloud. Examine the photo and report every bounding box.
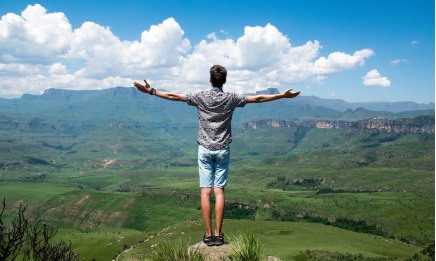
[390,59,408,65]
[48,63,67,75]
[0,4,377,98]
[0,63,42,76]
[0,4,73,64]
[312,75,327,84]
[362,69,390,87]
[66,17,191,79]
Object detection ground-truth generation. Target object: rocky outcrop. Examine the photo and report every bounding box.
[187,242,282,261]
[242,119,298,129]
[188,242,233,261]
[242,115,435,134]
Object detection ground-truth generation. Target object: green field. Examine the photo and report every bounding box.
[0,110,434,260]
[122,219,420,260]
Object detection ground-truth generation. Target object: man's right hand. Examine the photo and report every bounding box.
[282,88,301,98]
[133,79,152,94]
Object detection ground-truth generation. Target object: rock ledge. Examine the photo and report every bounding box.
[188,242,233,260]
[187,242,282,261]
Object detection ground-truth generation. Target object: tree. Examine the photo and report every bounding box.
[0,198,81,261]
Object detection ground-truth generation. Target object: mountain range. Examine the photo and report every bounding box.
[0,87,433,127]
[247,88,434,112]
[0,86,433,169]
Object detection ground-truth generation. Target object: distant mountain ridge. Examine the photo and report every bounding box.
[243,88,434,113]
[0,87,433,113]
[0,87,433,128]
[22,87,142,102]
[244,87,281,96]
[292,94,434,113]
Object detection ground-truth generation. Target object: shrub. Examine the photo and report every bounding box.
[230,231,264,261]
[0,198,80,261]
[421,242,435,260]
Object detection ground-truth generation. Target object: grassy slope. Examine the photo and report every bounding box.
[0,114,434,260]
[124,219,420,260]
[0,182,201,261]
[0,182,200,230]
[53,227,145,261]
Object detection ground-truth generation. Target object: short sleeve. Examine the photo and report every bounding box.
[186,92,200,107]
[233,93,248,108]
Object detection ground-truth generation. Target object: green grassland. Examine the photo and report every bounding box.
[122,219,420,260]
[0,182,202,261]
[53,227,146,261]
[0,112,434,260]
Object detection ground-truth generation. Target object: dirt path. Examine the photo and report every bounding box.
[102,159,116,169]
[114,225,174,261]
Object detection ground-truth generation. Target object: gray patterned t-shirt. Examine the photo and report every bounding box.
[186,88,248,150]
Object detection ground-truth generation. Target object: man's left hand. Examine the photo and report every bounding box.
[133,79,152,94]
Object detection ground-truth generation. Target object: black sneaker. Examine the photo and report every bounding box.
[214,234,224,246]
[203,235,214,246]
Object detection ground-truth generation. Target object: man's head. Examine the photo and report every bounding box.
[210,65,227,88]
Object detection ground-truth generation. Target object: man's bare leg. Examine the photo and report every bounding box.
[214,187,225,236]
[201,187,213,236]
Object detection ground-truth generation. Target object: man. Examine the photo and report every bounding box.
[133,65,300,246]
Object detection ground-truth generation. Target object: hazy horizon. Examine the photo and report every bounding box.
[1,86,434,105]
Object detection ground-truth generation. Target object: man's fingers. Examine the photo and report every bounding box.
[143,79,149,86]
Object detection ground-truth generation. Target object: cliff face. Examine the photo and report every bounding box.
[242,116,435,134]
[242,119,298,129]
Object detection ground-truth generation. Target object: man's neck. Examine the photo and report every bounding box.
[210,87,223,92]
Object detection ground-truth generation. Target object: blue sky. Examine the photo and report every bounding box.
[0,0,434,103]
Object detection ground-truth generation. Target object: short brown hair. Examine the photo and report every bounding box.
[210,65,227,87]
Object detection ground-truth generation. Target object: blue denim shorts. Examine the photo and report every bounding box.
[198,145,230,188]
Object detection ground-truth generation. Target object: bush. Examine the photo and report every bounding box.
[293,252,309,261]
[421,242,435,260]
[230,231,264,261]
[0,198,80,261]
[150,241,205,261]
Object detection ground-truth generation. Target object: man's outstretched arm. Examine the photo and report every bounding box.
[133,80,186,102]
[247,88,301,103]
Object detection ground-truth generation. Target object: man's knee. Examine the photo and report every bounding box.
[201,187,212,197]
[214,187,225,197]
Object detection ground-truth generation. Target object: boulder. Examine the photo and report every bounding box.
[188,242,233,260]
[187,242,283,261]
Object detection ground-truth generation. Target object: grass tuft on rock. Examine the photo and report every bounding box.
[150,240,205,261]
[230,231,264,261]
